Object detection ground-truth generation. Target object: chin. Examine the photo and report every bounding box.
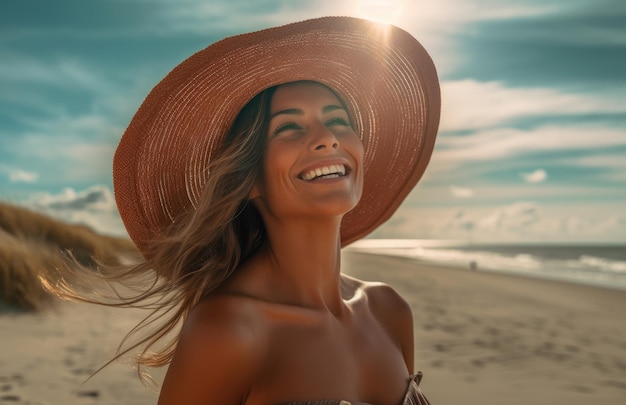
[311,197,360,217]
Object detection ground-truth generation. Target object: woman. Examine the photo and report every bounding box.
[83,16,438,405]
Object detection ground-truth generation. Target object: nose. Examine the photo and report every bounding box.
[310,123,339,151]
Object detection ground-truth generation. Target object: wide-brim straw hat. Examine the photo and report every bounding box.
[114,16,440,256]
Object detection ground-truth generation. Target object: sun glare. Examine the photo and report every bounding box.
[354,0,407,25]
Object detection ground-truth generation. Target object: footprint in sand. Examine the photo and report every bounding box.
[64,345,96,377]
[430,359,444,368]
[602,380,626,390]
[567,384,594,394]
[471,358,485,368]
[0,374,25,403]
[71,368,94,376]
[76,390,100,399]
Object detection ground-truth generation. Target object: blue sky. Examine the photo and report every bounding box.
[2,0,625,243]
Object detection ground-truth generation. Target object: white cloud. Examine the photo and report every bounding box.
[26,186,127,236]
[9,169,39,183]
[562,216,584,233]
[440,80,626,132]
[562,154,626,181]
[1,56,133,185]
[405,183,626,210]
[449,185,475,198]
[5,111,120,184]
[434,124,626,164]
[7,135,116,184]
[0,165,39,183]
[136,0,566,49]
[370,200,626,243]
[6,0,571,41]
[362,0,565,28]
[0,56,112,94]
[0,53,143,125]
[479,201,541,231]
[150,0,326,36]
[597,215,626,232]
[521,169,547,183]
[573,154,626,169]
[30,185,115,211]
[444,210,476,231]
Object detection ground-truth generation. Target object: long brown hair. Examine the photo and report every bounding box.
[41,85,277,384]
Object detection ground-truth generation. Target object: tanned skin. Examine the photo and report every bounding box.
[158,82,415,405]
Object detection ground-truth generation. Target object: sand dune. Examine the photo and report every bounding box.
[0,202,137,310]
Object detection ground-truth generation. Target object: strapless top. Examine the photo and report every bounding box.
[280,372,430,405]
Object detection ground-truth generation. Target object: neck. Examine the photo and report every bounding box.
[258,216,345,316]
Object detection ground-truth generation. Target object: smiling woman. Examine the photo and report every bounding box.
[256,82,364,222]
[44,16,440,405]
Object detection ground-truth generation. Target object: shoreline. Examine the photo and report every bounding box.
[346,247,626,292]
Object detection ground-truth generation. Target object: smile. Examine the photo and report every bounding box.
[299,164,348,181]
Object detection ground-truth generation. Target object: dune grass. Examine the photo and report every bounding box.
[0,201,138,311]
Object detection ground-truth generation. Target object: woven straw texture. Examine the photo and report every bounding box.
[113,16,440,254]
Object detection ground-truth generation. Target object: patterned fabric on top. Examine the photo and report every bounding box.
[281,372,431,405]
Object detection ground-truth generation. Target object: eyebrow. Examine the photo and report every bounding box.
[269,104,346,120]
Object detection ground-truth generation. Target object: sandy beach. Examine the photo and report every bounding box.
[2,251,625,404]
[343,251,626,405]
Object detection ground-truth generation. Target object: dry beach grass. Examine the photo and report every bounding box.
[0,201,137,310]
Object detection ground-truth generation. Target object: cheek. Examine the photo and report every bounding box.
[262,143,299,186]
[265,142,291,167]
[356,137,365,161]
[347,134,365,168]
[351,136,365,191]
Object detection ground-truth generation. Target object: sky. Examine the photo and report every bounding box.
[1,0,625,244]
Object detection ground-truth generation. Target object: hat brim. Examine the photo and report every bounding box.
[113,16,440,255]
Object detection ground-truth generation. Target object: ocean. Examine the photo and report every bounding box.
[346,239,626,291]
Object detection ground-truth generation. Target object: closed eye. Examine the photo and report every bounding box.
[272,122,302,136]
[326,117,351,127]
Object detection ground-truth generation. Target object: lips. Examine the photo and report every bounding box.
[299,163,348,181]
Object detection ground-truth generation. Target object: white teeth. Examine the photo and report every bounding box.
[301,164,347,181]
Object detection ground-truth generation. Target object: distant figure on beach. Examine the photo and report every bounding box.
[50,17,440,404]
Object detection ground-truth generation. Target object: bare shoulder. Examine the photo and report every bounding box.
[341,274,415,372]
[341,273,412,319]
[181,295,266,356]
[158,295,266,404]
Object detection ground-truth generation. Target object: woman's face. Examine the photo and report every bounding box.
[251,81,364,221]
